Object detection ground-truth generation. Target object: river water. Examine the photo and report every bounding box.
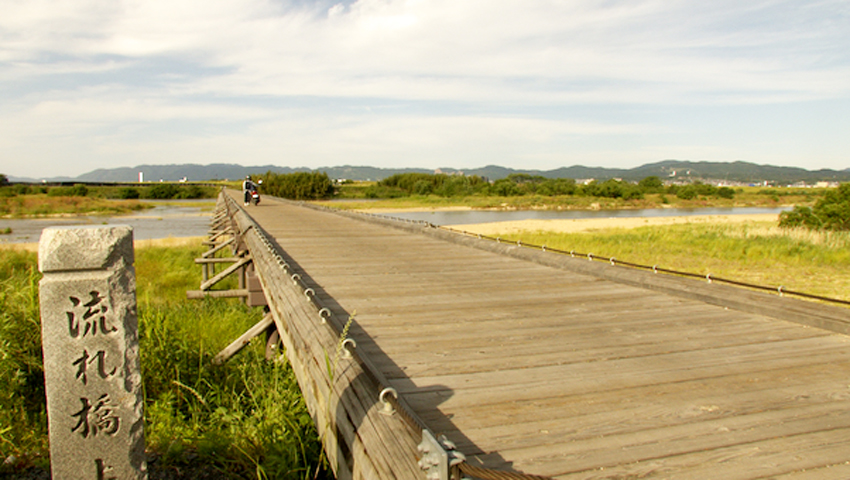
[380,206,790,225]
[0,200,214,245]
[1,202,789,245]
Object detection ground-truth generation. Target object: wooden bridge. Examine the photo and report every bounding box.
[196,190,850,480]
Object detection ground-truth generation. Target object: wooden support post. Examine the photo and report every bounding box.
[186,289,249,299]
[202,237,235,258]
[208,229,231,243]
[245,269,268,307]
[196,256,241,283]
[200,256,252,291]
[194,257,241,264]
[211,314,275,365]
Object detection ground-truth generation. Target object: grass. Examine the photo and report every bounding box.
[0,194,150,218]
[0,244,328,479]
[488,221,850,303]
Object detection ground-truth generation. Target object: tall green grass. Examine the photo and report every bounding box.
[0,246,327,478]
[0,250,47,466]
[495,221,850,303]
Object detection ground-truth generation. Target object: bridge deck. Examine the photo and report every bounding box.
[236,192,850,479]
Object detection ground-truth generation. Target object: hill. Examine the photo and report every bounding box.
[441,161,850,184]
[7,161,849,184]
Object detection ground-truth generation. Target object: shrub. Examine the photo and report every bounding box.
[491,178,522,196]
[780,183,850,231]
[175,185,205,199]
[412,180,433,195]
[539,178,577,196]
[364,185,406,199]
[258,171,335,200]
[116,187,141,199]
[638,176,664,193]
[676,185,697,200]
[581,179,643,200]
[717,187,735,199]
[145,183,180,199]
[47,184,89,197]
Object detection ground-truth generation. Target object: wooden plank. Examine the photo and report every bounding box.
[225,190,850,480]
[211,314,274,365]
[208,228,231,242]
[199,255,251,291]
[228,198,425,480]
[202,237,234,258]
[186,289,248,299]
[194,256,241,264]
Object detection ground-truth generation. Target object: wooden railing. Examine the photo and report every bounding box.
[213,192,426,480]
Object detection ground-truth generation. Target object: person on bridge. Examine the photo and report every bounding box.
[242,176,255,205]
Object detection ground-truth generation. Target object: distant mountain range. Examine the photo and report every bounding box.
[8,160,850,184]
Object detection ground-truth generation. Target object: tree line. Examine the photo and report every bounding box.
[366,173,736,201]
[252,171,334,200]
[0,183,216,200]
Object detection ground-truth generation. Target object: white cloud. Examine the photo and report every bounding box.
[1,0,848,177]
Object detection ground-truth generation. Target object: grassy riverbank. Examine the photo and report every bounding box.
[0,183,219,218]
[0,244,327,479]
[453,217,850,304]
[0,195,150,218]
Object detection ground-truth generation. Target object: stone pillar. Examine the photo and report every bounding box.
[39,226,146,480]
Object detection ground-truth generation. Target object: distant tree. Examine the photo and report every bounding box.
[47,184,89,197]
[412,180,433,195]
[116,187,140,199]
[717,187,735,199]
[259,171,335,200]
[638,176,664,193]
[176,185,205,199]
[581,179,643,200]
[70,184,88,197]
[779,183,850,231]
[675,185,697,200]
[491,178,522,196]
[0,174,7,185]
[537,178,577,196]
[145,183,179,199]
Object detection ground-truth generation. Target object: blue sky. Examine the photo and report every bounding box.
[1,0,848,178]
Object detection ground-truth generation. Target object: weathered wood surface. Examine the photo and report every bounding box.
[224,191,850,479]
[220,195,424,480]
[199,255,251,291]
[212,314,274,365]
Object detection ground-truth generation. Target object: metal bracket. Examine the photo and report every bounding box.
[417,430,466,480]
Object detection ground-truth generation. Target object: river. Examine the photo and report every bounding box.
[378,206,790,225]
[0,200,214,245]
[1,202,789,245]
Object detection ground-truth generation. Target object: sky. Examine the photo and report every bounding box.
[1,0,849,179]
